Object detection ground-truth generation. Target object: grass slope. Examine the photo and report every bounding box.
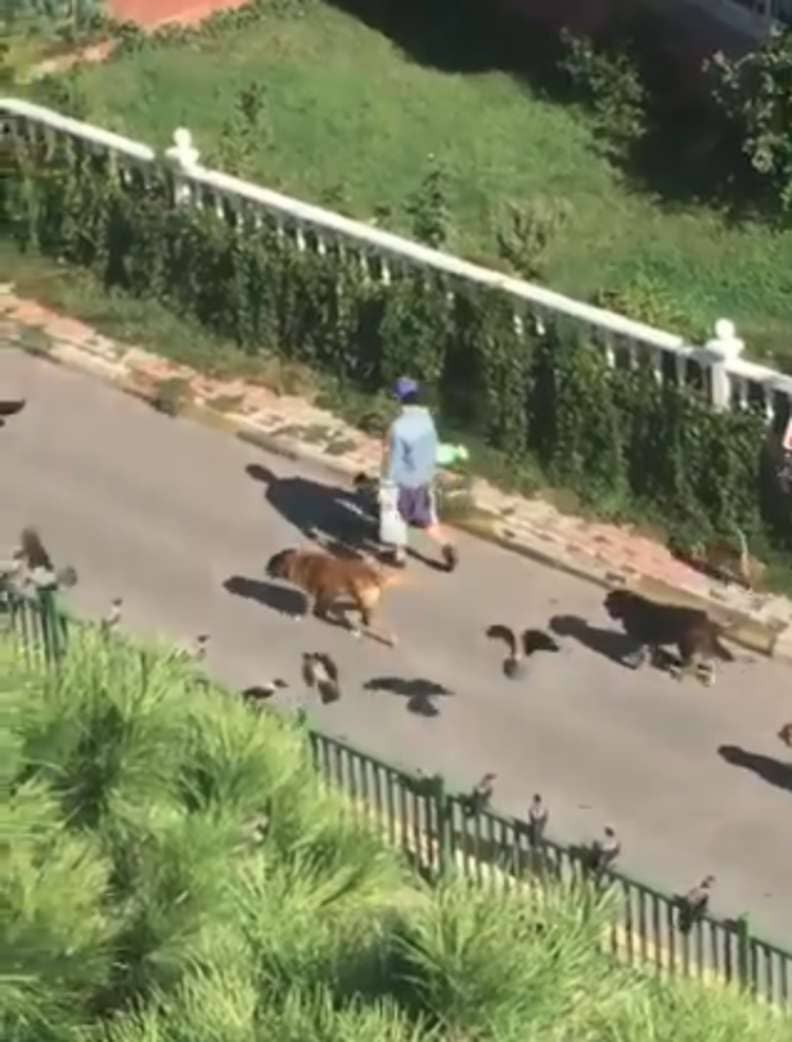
[30,0,792,365]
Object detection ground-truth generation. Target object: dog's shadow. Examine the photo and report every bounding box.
[224,575,306,618]
[224,575,394,645]
[549,614,636,665]
[365,676,453,717]
[549,613,676,672]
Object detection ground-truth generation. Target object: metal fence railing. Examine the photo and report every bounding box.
[4,586,792,1010]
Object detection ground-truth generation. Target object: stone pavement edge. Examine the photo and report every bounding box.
[2,284,792,664]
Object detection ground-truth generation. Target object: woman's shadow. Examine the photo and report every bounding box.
[246,463,378,558]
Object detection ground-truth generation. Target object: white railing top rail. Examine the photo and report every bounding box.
[179,164,686,352]
[729,355,792,395]
[0,98,156,164]
[1,97,683,349]
[4,98,792,405]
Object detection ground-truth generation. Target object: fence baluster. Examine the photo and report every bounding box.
[666,900,677,976]
[764,945,774,1005]
[750,935,759,998]
[736,917,751,992]
[435,779,450,879]
[411,790,422,868]
[386,769,397,847]
[652,894,662,974]
[694,919,704,979]
[622,881,634,963]
[333,742,344,803]
[397,775,409,857]
[681,914,691,978]
[371,760,383,831]
[781,950,789,1007]
[638,888,648,964]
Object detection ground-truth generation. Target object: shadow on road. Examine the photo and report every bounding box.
[246,463,377,553]
[247,463,451,571]
[364,675,453,717]
[549,614,639,666]
[718,745,792,794]
[0,399,26,428]
[223,573,374,639]
[223,575,306,617]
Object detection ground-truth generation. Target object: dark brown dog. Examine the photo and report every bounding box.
[603,588,734,686]
[266,547,396,646]
[778,723,792,748]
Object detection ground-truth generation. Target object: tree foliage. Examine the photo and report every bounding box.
[707,26,792,212]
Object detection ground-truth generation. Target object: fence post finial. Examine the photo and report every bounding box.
[706,318,744,412]
[166,127,199,170]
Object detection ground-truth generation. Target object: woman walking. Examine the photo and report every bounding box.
[380,377,458,572]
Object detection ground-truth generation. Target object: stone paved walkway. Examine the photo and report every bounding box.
[2,284,792,658]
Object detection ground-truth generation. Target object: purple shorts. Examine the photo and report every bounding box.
[397,484,437,529]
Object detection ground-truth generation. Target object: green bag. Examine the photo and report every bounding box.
[437,443,469,467]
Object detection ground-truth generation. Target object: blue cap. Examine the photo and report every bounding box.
[393,376,419,401]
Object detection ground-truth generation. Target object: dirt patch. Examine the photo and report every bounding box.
[108,0,250,29]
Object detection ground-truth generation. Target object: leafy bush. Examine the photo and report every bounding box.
[406,154,451,250]
[1,144,782,548]
[558,27,648,158]
[2,0,105,47]
[496,196,572,281]
[207,80,274,179]
[707,26,792,213]
[592,271,710,344]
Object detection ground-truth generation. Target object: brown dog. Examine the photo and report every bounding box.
[266,548,396,646]
[604,588,734,686]
[778,723,792,748]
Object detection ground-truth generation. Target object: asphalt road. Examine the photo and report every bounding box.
[4,347,792,946]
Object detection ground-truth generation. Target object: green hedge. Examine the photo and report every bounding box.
[2,141,788,551]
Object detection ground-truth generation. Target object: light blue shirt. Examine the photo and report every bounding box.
[386,406,438,489]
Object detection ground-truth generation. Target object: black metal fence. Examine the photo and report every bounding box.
[5,586,792,1010]
[306,728,792,1008]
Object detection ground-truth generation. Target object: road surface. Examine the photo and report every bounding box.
[3,347,792,945]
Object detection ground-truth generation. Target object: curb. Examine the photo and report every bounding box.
[7,332,789,663]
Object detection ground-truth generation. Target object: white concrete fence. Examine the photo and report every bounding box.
[3,96,792,427]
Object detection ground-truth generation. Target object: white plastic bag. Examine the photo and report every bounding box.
[378,481,407,546]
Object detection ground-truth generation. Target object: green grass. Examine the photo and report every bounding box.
[3,626,792,1042]
[26,0,792,367]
